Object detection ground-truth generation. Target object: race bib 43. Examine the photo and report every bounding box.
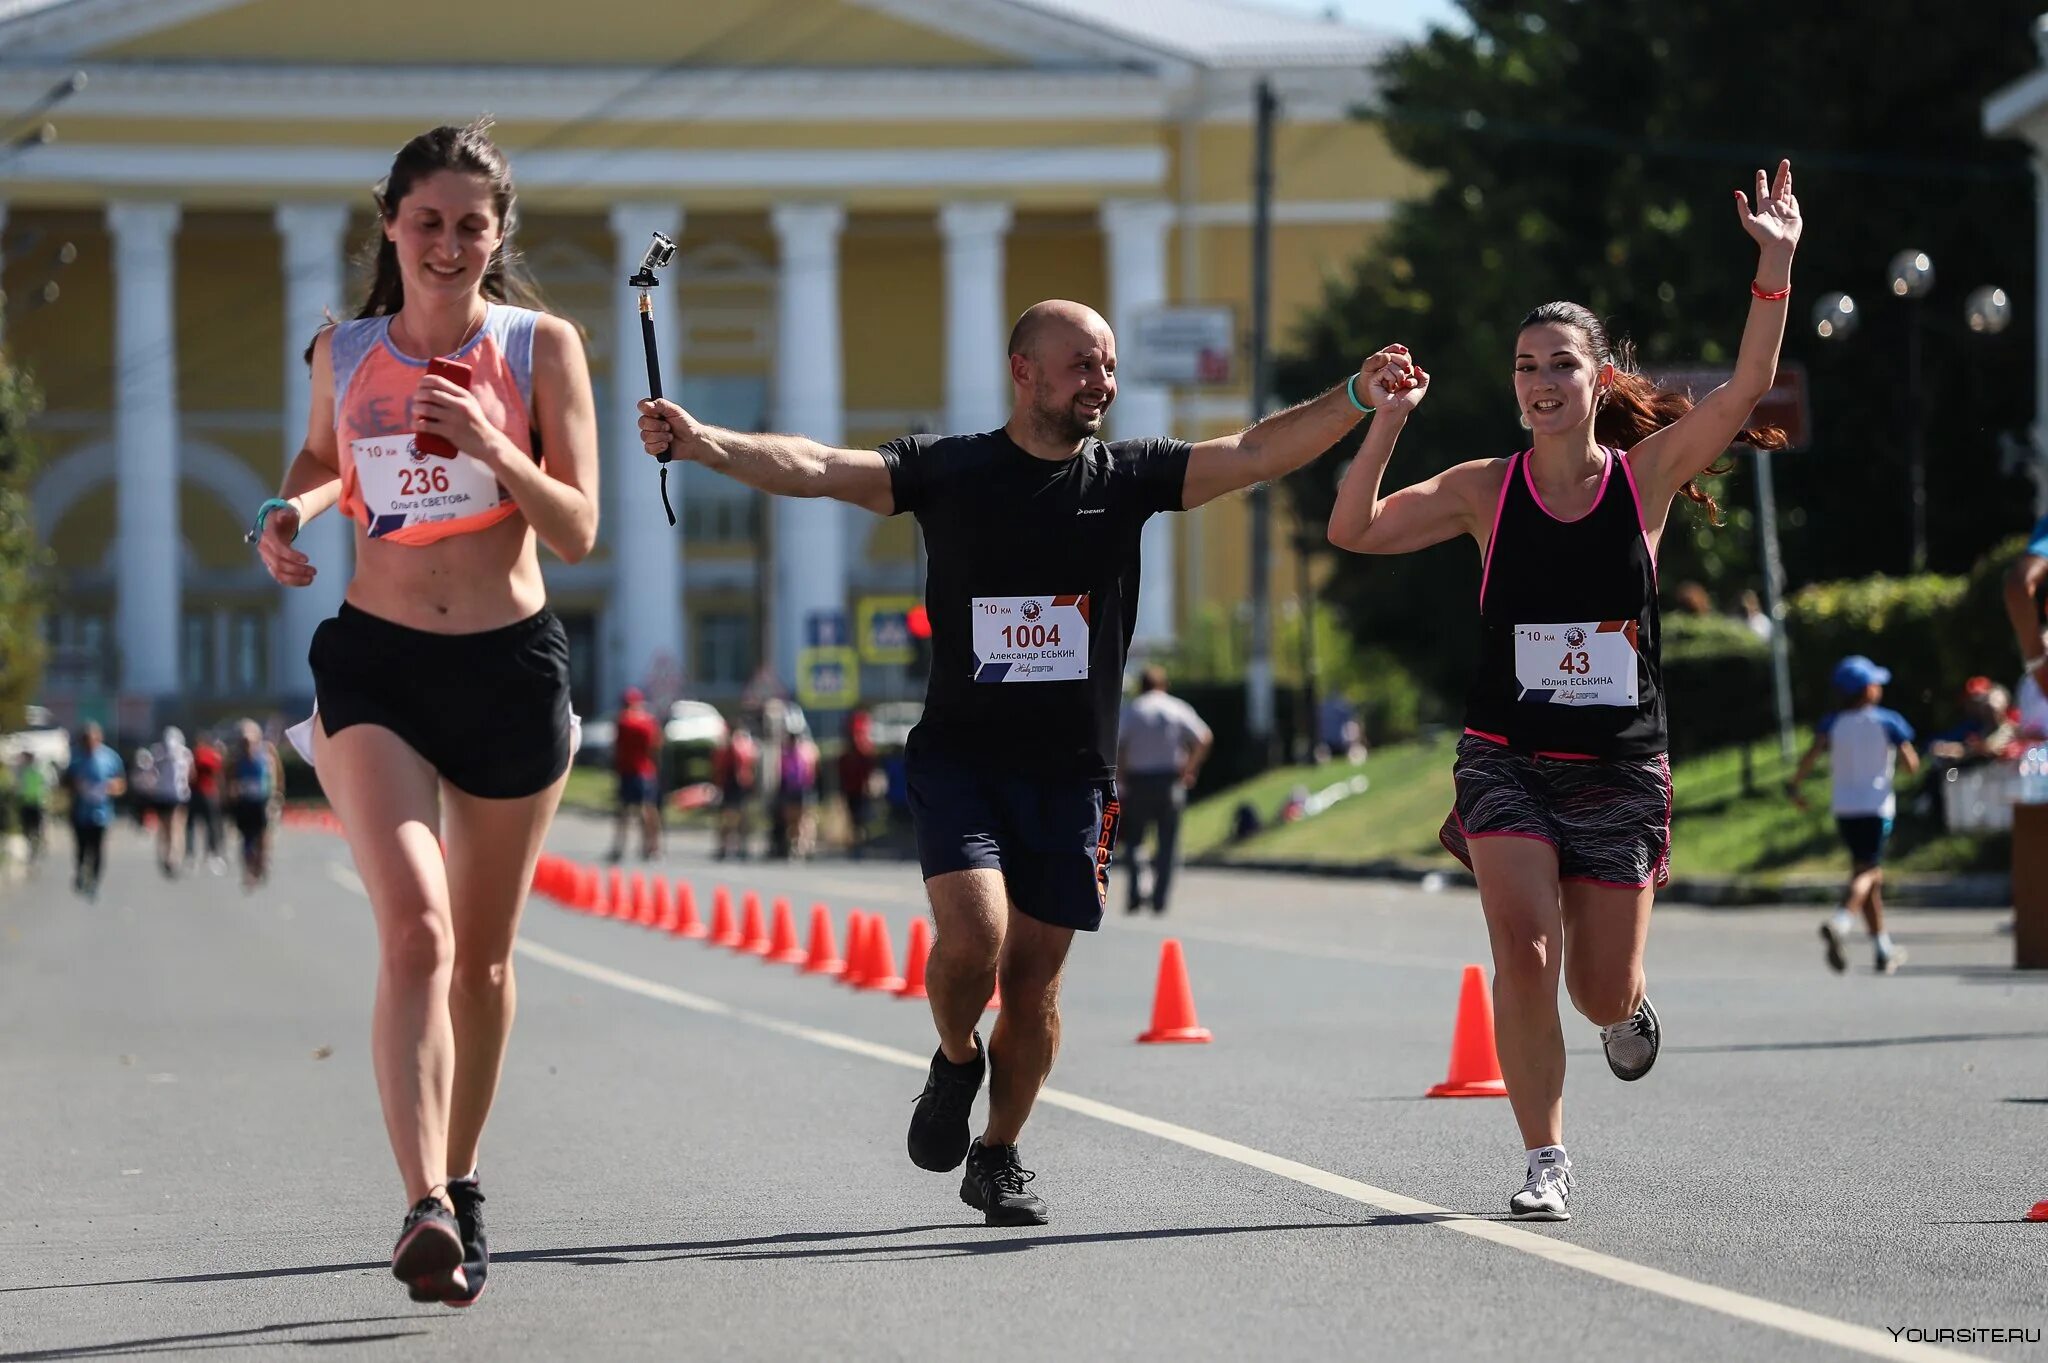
[972,595,1090,682]
[1513,620,1640,707]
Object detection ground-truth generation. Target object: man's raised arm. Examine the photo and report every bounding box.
[638,398,894,515]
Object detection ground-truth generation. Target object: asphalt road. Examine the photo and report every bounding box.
[1,814,2042,1362]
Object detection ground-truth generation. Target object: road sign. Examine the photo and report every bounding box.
[856,595,917,665]
[796,645,860,711]
[804,610,850,650]
[1125,305,1236,387]
[1651,362,1810,450]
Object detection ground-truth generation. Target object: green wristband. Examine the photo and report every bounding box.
[244,497,298,545]
[1345,372,1375,414]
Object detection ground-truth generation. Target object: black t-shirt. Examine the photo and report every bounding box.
[880,429,1191,778]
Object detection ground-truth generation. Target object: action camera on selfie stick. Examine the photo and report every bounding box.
[630,230,678,525]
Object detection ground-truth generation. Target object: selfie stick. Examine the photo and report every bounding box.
[629,230,679,525]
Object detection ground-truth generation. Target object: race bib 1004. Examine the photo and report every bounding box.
[1513,620,1640,707]
[352,435,504,539]
[972,594,1090,682]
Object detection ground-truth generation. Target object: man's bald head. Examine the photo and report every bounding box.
[1007,300,1113,361]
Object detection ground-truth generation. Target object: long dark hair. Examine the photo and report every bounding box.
[1519,301,1785,525]
[304,119,550,364]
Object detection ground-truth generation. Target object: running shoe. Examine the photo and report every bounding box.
[391,1196,463,1298]
[1509,1152,1573,1221]
[1819,920,1848,974]
[1875,944,1907,975]
[1599,996,1661,1081]
[443,1177,488,1308]
[961,1140,1049,1226]
[907,1032,984,1172]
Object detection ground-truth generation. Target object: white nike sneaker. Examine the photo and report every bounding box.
[1510,1152,1574,1221]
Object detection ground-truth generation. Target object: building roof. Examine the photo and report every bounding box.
[1003,0,1399,70]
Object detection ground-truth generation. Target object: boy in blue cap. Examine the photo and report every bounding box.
[1789,656,1920,973]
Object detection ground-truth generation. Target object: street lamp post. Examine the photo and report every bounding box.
[1818,255,2005,575]
[1887,250,1935,572]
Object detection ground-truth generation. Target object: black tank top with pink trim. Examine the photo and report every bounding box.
[1464,448,1666,760]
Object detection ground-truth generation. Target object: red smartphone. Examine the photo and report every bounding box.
[413,356,473,457]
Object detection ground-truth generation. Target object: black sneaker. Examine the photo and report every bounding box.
[907,1033,984,1172]
[1599,996,1661,1082]
[443,1177,488,1308]
[960,1140,1048,1226]
[392,1196,463,1299]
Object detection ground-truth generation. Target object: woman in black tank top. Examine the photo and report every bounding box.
[1326,162,1801,1222]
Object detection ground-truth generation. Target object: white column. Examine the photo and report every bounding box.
[939,201,1012,434]
[274,202,351,705]
[1101,198,1178,649]
[108,201,182,698]
[770,202,847,683]
[611,202,687,701]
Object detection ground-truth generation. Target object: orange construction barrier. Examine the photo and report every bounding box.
[859,917,905,993]
[801,904,843,975]
[737,891,769,954]
[897,918,930,1000]
[1137,939,1211,1043]
[841,912,869,986]
[671,881,706,939]
[1426,965,1509,1098]
[766,897,805,965]
[709,886,739,947]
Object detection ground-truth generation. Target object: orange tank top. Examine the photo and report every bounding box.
[331,304,541,545]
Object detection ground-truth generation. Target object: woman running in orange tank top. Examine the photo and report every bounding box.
[252,120,599,1306]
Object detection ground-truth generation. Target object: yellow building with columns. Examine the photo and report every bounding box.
[0,0,1425,728]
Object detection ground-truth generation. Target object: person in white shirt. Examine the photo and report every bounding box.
[1788,656,1920,975]
[1115,666,1213,916]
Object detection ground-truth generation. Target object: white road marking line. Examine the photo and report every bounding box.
[505,935,1978,1363]
[326,858,1980,1362]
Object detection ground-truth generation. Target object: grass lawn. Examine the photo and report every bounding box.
[1188,730,2007,880]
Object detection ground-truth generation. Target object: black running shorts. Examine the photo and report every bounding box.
[309,602,573,800]
[906,742,1120,932]
[1439,734,1672,889]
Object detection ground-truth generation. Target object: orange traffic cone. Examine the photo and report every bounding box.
[671,881,706,939]
[986,978,1001,1012]
[1426,965,1509,1098]
[2027,1200,2048,1222]
[709,886,739,947]
[766,898,805,965]
[897,918,930,1000]
[1137,939,1211,1043]
[629,873,649,926]
[651,877,674,931]
[605,869,626,920]
[737,891,769,954]
[860,917,905,992]
[801,904,843,974]
[841,912,869,985]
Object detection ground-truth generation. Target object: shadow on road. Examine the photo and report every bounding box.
[0,1317,427,1361]
[1663,1028,2048,1055]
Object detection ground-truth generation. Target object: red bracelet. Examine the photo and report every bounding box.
[1750,280,1791,301]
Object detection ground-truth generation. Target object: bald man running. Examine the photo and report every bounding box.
[640,300,1405,1225]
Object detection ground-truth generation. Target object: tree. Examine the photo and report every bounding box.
[0,322,48,730]
[1278,0,2040,707]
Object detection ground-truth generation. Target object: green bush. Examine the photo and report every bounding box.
[1660,613,1773,755]
[1783,573,1974,727]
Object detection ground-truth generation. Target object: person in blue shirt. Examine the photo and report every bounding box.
[1788,656,1920,974]
[62,722,127,900]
